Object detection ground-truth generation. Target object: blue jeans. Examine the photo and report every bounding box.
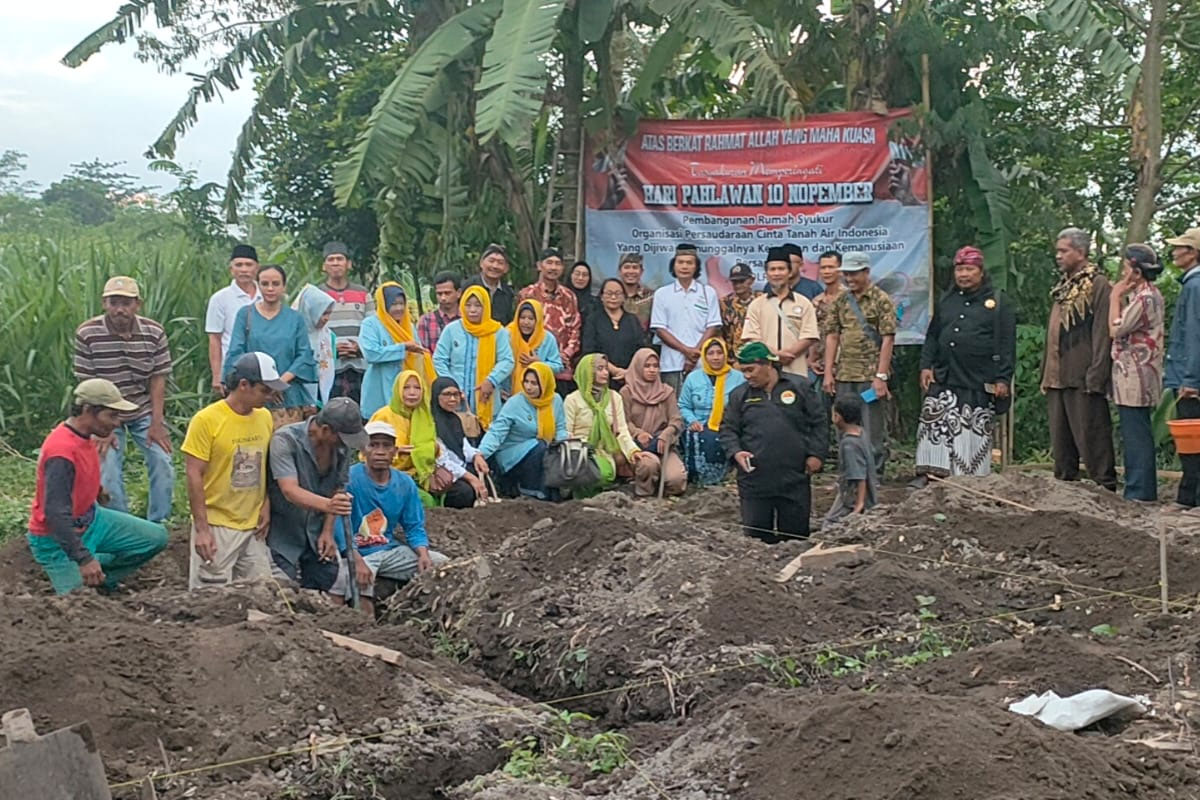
[101,415,175,522]
[1116,405,1156,501]
[27,506,168,594]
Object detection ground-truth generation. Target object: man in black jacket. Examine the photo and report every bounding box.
[719,342,828,543]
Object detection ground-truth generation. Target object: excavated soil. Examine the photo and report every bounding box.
[3,474,1200,799]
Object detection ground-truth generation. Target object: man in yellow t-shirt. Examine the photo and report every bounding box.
[182,352,285,589]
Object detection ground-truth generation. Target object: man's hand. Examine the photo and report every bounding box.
[804,456,822,475]
[194,524,218,562]
[472,453,490,476]
[79,559,106,588]
[354,553,374,589]
[635,431,652,447]
[478,380,495,404]
[336,340,359,357]
[94,434,117,459]
[148,420,172,454]
[822,374,836,396]
[919,368,934,392]
[255,502,271,539]
[686,347,701,362]
[871,377,890,399]
[211,379,227,397]
[317,531,338,562]
[733,451,755,472]
[688,421,704,433]
[993,382,1010,400]
[1180,387,1200,400]
[326,491,353,517]
[416,548,434,573]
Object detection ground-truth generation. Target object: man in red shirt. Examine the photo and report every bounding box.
[518,248,582,392]
[27,379,168,594]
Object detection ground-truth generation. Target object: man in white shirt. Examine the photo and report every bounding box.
[650,243,722,392]
[740,246,820,380]
[204,244,261,396]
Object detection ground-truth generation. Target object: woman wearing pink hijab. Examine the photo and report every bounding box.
[913,246,1016,483]
[620,348,688,497]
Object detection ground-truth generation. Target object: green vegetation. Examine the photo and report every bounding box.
[494,710,630,787]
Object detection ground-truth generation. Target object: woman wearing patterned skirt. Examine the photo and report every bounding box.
[914,247,1016,480]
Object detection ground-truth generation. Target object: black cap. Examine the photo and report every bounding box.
[225,352,289,392]
[540,247,562,261]
[322,241,349,259]
[230,244,258,262]
[782,243,803,259]
[765,246,791,264]
[314,398,368,450]
[729,262,754,282]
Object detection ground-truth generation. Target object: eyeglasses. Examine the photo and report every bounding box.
[439,389,463,398]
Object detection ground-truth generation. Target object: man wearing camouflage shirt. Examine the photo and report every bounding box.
[822,251,896,482]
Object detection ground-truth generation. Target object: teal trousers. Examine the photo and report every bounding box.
[28,505,168,594]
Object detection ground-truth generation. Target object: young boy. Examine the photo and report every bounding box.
[328,420,448,614]
[824,395,878,527]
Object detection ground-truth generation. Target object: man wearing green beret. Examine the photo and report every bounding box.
[719,342,828,542]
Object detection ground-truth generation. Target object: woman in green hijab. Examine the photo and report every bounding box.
[563,353,644,488]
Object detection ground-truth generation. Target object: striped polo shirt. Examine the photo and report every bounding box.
[74,315,173,421]
[320,281,373,373]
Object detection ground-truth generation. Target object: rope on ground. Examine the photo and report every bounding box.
[106,581,1160,793]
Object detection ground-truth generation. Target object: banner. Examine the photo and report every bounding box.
[583,111,931,344]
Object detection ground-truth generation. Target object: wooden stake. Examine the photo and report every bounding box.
[927,474,1037,512]
[774,543,868,583]
[1159,515,1170,614]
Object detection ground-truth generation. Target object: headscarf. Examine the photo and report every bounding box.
[373,281,435,384]
[460,285,503,427]
[569,262,593,310]
[624,347,672,406]
[699,337,731,432]
[431,376,467,461]
[954,246,985,268]
[292,284,336,406]
[386,369,437,484]
[508,299,547,369]
[574,354,621,455]
[522,362,558,443]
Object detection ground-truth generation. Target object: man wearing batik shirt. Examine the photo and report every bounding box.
[518,247,581,390]
[417,272,461,353]
[719,262,760,358]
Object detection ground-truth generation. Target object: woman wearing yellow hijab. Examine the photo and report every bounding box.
[432,286,515,428]
[369,370,478,508]
[506,299,564,393]
[477,362,566,500]
[679,337,746,485]
[359,282,435,418]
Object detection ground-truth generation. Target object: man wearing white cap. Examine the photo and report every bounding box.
[183,353,288,590]
[74,275,175,522]
[329,420,448,614]
[1166,227,1200,509]
[26,379,169,594]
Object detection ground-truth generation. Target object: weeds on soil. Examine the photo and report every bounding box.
[491,710,629,788]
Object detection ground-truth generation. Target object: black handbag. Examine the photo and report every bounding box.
[543,438,602,489]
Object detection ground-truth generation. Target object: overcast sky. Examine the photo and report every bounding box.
[0,2,254,191]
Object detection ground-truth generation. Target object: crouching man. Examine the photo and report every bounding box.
[329,420,448,614]
[267,397,367,590]
[27,379,168,594]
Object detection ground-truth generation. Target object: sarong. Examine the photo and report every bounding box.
[915,386,995,477]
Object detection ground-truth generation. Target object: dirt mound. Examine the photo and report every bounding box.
[617,686,1191,800]
[0,584,539,798]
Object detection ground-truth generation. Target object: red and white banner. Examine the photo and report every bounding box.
[584,111,932,343]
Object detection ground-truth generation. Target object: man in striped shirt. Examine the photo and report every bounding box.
[319,241,373,403]
[74,276,175,523]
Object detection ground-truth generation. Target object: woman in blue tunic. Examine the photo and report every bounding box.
[477,362,566,500]
[679,337,745,485]
[224,264,316,426]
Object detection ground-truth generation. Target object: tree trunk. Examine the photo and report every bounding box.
[1126,0,1166,242]
[558,2,585,256]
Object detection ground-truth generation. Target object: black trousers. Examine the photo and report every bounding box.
[1046,388,1117,490]
[440,477,478,509]
[739,483,811,544]
[1178,396,1200,507]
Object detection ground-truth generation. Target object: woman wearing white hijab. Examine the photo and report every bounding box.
[292,284,337,408]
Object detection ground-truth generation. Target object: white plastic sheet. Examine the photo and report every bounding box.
[1008,689,1148,731]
